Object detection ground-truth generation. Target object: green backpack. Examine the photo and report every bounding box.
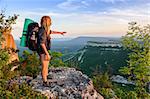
[20,18,39,51]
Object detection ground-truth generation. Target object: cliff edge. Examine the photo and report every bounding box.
[30,67,104,99]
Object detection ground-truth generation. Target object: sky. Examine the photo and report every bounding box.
[0,0,150,40]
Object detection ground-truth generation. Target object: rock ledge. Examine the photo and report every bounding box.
[31,67,104,99]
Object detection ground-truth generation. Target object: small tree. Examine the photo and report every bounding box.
[49,51,67,67]
[119,22,150,98]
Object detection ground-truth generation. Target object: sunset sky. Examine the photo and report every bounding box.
[0,0,150,40]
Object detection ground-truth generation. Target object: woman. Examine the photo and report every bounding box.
[37,16,66,86]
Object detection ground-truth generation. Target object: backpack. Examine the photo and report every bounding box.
[26,22,39,51]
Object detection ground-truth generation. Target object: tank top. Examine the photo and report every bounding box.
[37,27,51,54]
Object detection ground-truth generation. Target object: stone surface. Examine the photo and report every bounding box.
[30,67,104,99]
[111,75,135,85]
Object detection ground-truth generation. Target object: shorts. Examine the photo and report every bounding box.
[37,47,50,56]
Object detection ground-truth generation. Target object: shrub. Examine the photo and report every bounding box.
[19,50,40,78]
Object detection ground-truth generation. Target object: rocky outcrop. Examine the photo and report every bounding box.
[1,29,19,64]
[30,67,104,99]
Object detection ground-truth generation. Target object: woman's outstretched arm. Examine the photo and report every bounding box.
[51,30,66,35]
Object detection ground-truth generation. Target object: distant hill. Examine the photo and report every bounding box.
[53,36,120,45]
[68,36,120,45]
[51,38,73,41]
[52,36,121,53]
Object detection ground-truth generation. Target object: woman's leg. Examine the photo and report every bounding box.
[40,54,49,82]
[45,54,49,77]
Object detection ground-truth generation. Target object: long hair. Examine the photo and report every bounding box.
[40,16,51,34]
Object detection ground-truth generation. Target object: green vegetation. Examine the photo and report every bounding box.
[66,46,128,76]
[49,51,67,67]
[19,51,40,78]
[119,22,150,98]
[1,82,46,98]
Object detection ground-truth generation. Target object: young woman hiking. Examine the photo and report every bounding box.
[37,16,66,86]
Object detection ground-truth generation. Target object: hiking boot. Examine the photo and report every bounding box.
[47,75,53,79]
[43,80,57,87]
[43,81,51,87]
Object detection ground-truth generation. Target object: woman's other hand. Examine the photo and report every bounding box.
[45,54,51,61]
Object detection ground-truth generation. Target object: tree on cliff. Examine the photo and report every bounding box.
[0,11,18,78]
[119,22,150,98]
[0,11,18,33]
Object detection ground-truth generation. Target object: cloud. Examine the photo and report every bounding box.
[57,0,132,11]
[57,0,89,10]
[95,0,128,3]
